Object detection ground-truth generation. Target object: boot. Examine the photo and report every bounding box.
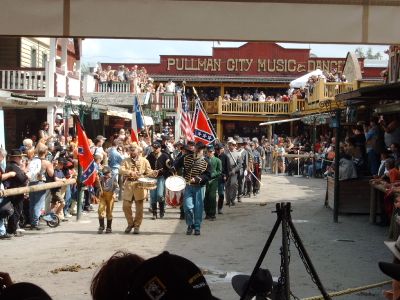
[159,201,165,219]
[151,203,157,220]
[105,219,112,233]
[98,218,105,234]
[179,206,185,220]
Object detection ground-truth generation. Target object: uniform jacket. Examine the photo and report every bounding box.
[174,153,211,186]
[120,156,153,201]
[208,156,222,184]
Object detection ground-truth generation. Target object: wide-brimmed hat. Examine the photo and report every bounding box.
[227,138,237,145]
[231,268,273,298]
[379,261,400,281]
[127,251,219,300]
[195,141,206,150]
[9,149,26,157]
[384,236,400,260]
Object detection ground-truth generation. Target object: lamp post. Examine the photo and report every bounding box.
[64,96,99,220]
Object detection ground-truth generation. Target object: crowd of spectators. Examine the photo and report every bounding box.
[223,90,290,102]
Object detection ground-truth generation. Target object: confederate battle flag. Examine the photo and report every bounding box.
[192,101,216,145]
[76,121,97,186]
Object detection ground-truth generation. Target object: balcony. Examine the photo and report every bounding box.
[0,68,46,96]
[220,99,290,115]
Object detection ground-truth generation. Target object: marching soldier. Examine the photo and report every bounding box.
[214,143,229,214]
[225,139,242,206]
[204,144,222,220]
[174,141,211,236]
[146,141,172,220]
[236,138,248,203]
[120,144,155,234]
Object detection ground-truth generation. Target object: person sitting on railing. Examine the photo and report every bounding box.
[258,91,266,102]
[165,79,175,93]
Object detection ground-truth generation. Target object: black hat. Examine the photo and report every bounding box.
[152,142,161,149]
[127,251,219,300]
[9,149,26,157]
[379,262,400,281]
[187,140,196,146]
[232,268,273,298]
[0,282,52,300]
[102,166,111,175]
[207,144,215,152]
[214,143,224,150]
[195,141,206,150]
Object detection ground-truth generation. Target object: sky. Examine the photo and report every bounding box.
[81,39,389,65]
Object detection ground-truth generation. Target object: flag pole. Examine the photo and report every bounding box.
[74,116,84,220]
[134,93,150,141]
[192,87,219,141]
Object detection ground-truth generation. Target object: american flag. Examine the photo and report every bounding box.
[180,93,194,141]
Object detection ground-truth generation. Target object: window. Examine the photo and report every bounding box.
[31,48,37,67]
[42,53,48,67]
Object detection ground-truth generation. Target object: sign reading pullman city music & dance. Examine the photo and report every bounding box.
[166,57,345,73]
[103,43,365,77]
[154,42,353,76]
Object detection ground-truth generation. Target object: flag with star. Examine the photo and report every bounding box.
[192,100,216,145]
[76,121,97,186]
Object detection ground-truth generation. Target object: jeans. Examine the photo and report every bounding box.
[367,150,379,176]
[184,185,205,230]
[29,182,46,226]
[64,184,72,216]
[150,177,165,205]
[0,198,6,235]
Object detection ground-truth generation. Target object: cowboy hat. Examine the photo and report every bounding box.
[9,149,26,157]
[384,236,400,261]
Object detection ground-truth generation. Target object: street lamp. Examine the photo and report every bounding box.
[64,96,99,220]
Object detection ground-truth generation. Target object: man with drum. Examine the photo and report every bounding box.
[174,141,211,236]
[204,144,222,221]
[120,144,155,234]
[146,141,172,220]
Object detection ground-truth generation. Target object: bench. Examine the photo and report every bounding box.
[326,176,372,214]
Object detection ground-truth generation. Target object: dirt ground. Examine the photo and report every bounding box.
[0,175,392,299]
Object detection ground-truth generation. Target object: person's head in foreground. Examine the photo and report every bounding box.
[91,251,145,300]
[126,251,219,300]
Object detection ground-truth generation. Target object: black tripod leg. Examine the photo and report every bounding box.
[288,219,331,300]
[281,205,291,300]
[240,204,283,300]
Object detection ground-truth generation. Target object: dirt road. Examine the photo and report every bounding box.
[0,175,391,299]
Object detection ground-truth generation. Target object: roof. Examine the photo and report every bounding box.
[150,75,296,83]
[336,82,400,105]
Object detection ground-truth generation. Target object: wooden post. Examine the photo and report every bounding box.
[333,109,341,223]
[216,117,222,141]
[0,179,76,197]
[218,96,223,114]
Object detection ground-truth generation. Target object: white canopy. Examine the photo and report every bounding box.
[289,69,325,89]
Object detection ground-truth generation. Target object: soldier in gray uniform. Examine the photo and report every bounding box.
[225,139,242,206]
[236,138,248,203]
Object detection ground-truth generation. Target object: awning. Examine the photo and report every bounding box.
[106,111,154,126]
[1,1,399,44]
[260,118,301,126]
[335,82,400,105]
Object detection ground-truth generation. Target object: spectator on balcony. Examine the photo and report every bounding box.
[117,65,125,82]
[156,83,165,94]
[258,91,266,102]
[165,79,176,93]
[223,91,231,100]
[145,78,155,93]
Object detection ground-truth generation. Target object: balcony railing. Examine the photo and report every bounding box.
[97,81,131,93]
[220,99,290,115]
[0,68,46,93]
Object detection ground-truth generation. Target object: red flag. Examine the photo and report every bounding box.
[76,121,97,186]
[193,101,216,145]
[131,128,138,143]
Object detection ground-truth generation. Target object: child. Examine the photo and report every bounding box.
[50,159,67,221]
[97,166,118,234]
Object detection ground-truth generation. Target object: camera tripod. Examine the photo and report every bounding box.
[240,202,331,300]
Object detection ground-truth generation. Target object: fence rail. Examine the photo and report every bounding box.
[0,68,46,91]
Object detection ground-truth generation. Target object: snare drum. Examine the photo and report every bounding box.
[137,177,157,190]
[165,176,186,207]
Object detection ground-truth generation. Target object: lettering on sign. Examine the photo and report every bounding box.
[166,58,345,74]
